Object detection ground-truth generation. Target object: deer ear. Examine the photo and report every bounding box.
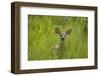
[55,26,61,34]
[66,29,72,35]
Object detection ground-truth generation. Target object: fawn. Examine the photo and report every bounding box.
[53,26,72,59]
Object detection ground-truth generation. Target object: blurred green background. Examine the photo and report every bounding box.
[28,15,88,61]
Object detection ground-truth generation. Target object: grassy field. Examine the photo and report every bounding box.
[28,15,88,61]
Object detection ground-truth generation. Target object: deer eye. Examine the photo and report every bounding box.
[60,34,62,37]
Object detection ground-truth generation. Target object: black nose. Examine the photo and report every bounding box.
[62,38,64,41]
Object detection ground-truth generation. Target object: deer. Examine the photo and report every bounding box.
[53,26,72,59]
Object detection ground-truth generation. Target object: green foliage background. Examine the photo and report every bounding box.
[28,15,88,60]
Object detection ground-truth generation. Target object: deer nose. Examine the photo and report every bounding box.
[61,38,64,41]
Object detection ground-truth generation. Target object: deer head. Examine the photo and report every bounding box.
[55,26,72,41]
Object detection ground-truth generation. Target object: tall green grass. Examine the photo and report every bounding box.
[28,15,88,60]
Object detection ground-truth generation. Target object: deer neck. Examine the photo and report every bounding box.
[59,39,65,48]
[60,39,65,44]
